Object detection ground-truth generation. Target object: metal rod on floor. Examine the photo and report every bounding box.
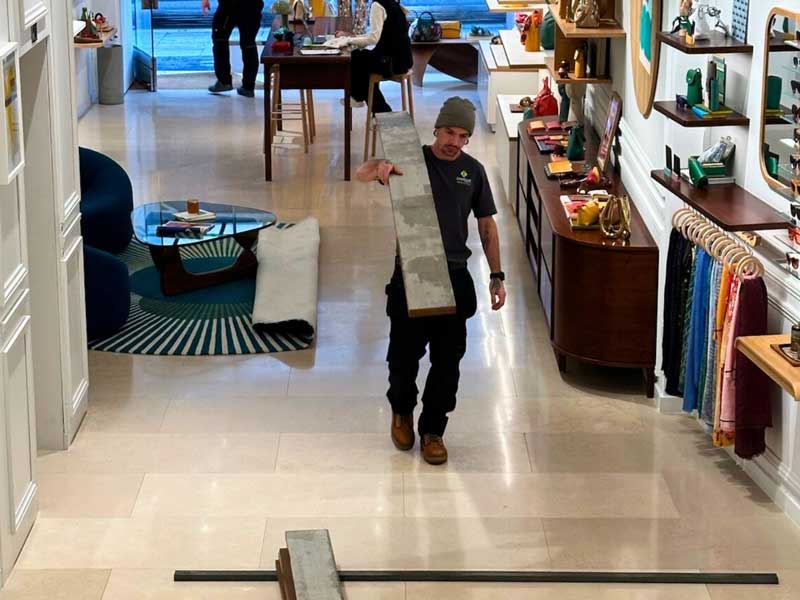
[174,570,779,585]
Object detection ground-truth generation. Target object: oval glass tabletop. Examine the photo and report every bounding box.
[132,201,277,247]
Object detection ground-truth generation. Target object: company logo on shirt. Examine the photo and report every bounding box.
[456,169,472,186]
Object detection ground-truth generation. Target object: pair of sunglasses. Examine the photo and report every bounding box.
[675,94,689,110]
[788,251,800,270]
[790,226,800,245]
[795,57,800,68]
[790,202,800,218]
[792,80,800,94]
[793,105,800,122]
[791,155,800,169]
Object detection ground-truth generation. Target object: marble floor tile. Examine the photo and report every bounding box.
[259,517,549,570]
[132,473,403,517]
[525,431,692,473]
[0,569,110,600]
[17,518,266,569]
[37,433,280,474]
[707,569,800,599]
[287,366,391,396]
[544,516,800,571]
[274,432,532,473]
[37,473,144,517]
[101,569,278,599]
[404,473,679,518]
[406,582,712,599]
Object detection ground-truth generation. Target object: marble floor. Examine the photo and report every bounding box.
[7,75,800,598]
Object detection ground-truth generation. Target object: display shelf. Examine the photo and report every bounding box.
[765,112,793,126]
[653,101,749,127]
[657,31,753,54]
[770,39,800,52]
[650,170,791,231]
[499,29,550,68]
[736,335,800,401]
[544,56,611,85]
[549,7,625,39]
[73,27,117,49]
[485,0,546,13]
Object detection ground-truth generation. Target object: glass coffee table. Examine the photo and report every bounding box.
[132,201,277,296]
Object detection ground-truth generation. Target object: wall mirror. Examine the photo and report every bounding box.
[760,7,800,201]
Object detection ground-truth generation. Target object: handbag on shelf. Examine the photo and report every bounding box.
[541,9,555,49]
[409,11,442,42]
[532,77,559,117]
[573,0,600,28]
[439,20,461,39]
[600,195,632,240]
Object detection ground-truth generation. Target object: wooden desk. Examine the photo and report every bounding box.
[516,119,659,397]
[410,39,478,86]
[736,335,800,401]
[261,17,352,181]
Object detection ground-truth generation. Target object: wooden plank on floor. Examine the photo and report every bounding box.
[285,530,344,600]
[375,111,457,317]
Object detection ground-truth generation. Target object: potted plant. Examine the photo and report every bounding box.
[272,0,291,27]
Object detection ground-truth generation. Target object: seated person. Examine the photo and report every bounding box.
[332,0,412,113]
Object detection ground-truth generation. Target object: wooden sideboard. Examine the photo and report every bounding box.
[515,121,659,397]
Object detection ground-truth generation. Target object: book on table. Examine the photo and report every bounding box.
[173,209,217,222]
[156,220,215,237]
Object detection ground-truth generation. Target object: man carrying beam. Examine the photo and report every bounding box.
[356,97,506,465]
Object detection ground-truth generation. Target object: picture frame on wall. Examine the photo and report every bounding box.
[1,42,24,184]
[597,92,623,175]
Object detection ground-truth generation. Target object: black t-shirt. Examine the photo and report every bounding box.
[422,145,497,263]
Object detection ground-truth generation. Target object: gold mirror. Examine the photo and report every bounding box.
[760,7,800,201]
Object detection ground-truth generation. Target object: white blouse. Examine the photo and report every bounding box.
[345,2,387,48]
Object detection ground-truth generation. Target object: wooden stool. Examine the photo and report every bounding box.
[364,71,414,161]
[269,67,316,153]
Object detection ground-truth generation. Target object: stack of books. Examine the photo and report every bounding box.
[156,221,215,237]
[690,104,735,119]
[173,209,216,222]
[679,165,735,186]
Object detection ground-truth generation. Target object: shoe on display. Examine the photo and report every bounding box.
[208,81,234,94]
[420,434,448,465]
[391,413,415,450]
[237,86,255,98]
[339,97,365,108]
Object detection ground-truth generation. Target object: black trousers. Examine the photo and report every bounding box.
[350,48,395,113]
[385,264,477,436]
[212,0,264,90]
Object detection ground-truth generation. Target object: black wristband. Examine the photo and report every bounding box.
[490,271,505,281]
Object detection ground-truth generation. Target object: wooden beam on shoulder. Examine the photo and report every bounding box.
[375,112,457,317]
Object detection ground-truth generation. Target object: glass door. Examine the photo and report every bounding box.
[133,0,157,91]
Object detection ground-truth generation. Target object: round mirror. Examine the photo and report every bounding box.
[760,7,800,201]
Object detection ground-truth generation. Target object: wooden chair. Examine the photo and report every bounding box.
[269,66,316,153]
[364,70,414,161]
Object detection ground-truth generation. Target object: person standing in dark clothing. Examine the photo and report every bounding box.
[355,98,507,465]
[202,0,264,97]
[328,0,412,113]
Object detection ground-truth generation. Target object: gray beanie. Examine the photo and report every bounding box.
[434,97,476,136]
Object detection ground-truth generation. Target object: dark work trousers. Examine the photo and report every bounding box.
[385,264,478,436]
[212,0,264,90]
[350,48,393,114]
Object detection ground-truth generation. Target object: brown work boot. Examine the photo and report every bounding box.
[420,434,448,465]
[391,413,415,450]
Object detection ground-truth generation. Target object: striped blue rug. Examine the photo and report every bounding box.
[88,225,313,355]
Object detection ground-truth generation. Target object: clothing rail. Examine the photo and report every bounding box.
[672,208,764,278]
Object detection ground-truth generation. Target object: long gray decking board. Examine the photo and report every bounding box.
[285,530,344,600]
[375,112,457,317]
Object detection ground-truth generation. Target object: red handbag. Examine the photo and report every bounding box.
[532,77,559,117]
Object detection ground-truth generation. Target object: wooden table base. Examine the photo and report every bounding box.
[148,231,259,296]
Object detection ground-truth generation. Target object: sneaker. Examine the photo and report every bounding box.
[339,97,365,108]
[208,81,234,94]
[420,434,448,465]
[391,413,415,451]
[237,86,255,98]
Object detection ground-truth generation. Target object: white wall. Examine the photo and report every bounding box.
[598,0,800,525]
